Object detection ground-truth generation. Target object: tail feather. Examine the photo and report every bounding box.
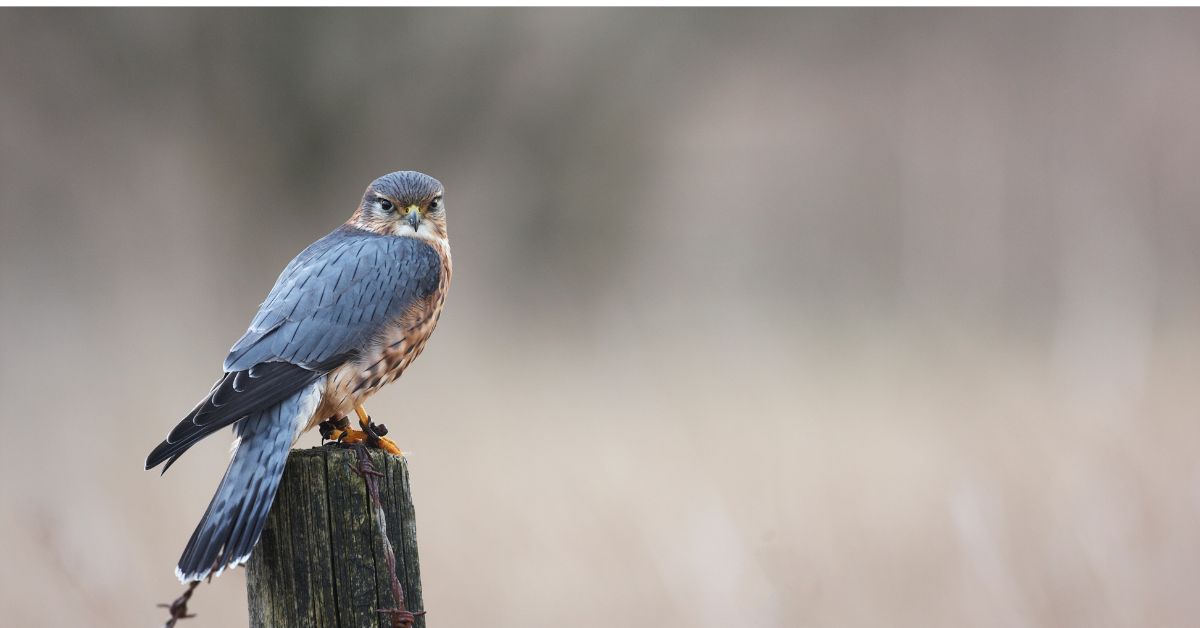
[175,382,322,582]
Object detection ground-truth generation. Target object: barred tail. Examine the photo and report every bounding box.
[175,382,321,582]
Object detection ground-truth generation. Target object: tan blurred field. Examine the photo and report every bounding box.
[2,8,1200,627]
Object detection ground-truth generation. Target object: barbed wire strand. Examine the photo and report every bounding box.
[158,580,200,627]
[351,423,426,628]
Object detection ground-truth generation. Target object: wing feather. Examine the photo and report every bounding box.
[145,361,324,471]
[224,227,441,370]
[146,226,442,471]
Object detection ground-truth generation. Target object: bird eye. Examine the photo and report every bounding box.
[377,198,394,212]
[429,197,443,212]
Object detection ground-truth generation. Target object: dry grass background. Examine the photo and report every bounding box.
[2,8,1200,627]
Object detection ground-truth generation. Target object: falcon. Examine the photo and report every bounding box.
[146,170,452,583]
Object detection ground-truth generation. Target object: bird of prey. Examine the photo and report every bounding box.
[146,170,452,583]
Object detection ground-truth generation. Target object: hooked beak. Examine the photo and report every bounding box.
[404,205,422,229]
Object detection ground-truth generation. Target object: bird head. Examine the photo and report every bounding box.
[351,171,447,242]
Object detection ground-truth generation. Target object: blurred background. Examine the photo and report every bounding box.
[2,8,1199,627]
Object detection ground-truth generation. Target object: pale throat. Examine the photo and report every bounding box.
[396,221,449,249]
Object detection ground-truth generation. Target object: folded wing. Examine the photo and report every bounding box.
[146,227,442,471]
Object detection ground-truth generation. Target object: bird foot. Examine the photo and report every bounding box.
[319,415,403,456]
[318,416,350,440]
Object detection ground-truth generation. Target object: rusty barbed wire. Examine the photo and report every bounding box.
[350,423,426,628]
[157,580,200,627]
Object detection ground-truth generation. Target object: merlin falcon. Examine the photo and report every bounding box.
[146,171,452,582]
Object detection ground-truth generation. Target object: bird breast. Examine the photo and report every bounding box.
[313,238,451,425]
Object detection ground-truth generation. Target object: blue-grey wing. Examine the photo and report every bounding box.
[225,225,442,371]
[146,226,441,472]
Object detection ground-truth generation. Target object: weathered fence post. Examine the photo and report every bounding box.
[246,446,425,628]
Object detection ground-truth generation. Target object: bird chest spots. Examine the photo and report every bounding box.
[320,242,450,416]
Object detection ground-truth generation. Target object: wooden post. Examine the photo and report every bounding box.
[246,446,425,628]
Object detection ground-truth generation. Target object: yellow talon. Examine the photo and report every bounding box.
[373,436,403,456]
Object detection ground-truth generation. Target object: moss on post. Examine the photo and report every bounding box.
[246,446,424,628]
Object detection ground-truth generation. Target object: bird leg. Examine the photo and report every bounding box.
[317,409,403,455]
